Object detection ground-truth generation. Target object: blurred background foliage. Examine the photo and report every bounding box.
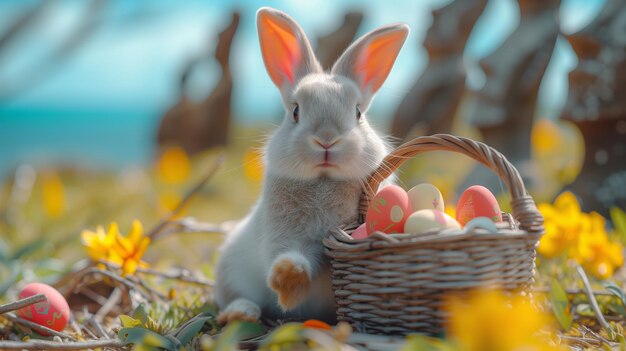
[0,0,614,298]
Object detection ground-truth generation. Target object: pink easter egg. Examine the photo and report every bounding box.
[456,185,502,226]
[18,283,70,334]
[351,223,369,239]
[365,185,412,234]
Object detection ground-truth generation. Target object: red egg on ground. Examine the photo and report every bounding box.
[18,283,70,334]
[365,185,412,234]
[456,185,502,226]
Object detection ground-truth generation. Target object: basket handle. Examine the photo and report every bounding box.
[358,134,544,236]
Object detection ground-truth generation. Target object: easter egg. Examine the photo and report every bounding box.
[463,216,498,233]
[404,209,461,234]
[456,185,502,226]
[17,283,70,333]
[407,183,445,212]
[365,185,412,234]
[351,223,369,239]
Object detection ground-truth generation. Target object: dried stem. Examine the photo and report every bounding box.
[136,266,214,286]
[78,268,138,292]
[2,312,76,340]
[148,154,225,240]
[0,339,125,350]
[154,217,234,238]
[531,287,614,297]
[88,317,111,339]
[94,287,122,322]
[576,265,611,330]
[0,294,46,314]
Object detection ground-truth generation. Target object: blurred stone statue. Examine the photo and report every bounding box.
[315,11,363,70]
[391,0,487,140]
[157,11,240,154]
[560,0,626,215]
[462,0,560,190]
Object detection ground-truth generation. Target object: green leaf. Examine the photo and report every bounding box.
[608,301,626,317]
[605,282,626,306]
[9,240,46,261]
[132,303,149,325]
[118,327,178,350]
[550,279,573,330]
[214,322,264,351]
[610,207,626,241]
[260,323,304,347]
[174,317,213,346]
[120,315,143,328]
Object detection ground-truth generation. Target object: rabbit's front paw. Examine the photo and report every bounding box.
[268,252,311,311]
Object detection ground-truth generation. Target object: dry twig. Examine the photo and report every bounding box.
[0,294,46,314]
[148,154,225,240]
[531,287,614,297]
[2,312,76,340]
[0,338,124,350]
[94,287,122,322]
[136,266,214,286]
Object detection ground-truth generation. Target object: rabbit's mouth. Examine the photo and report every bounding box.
[316,162,336,168]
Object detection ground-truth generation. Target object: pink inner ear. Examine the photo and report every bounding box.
[355,30,406,94]
[259,13,302,87]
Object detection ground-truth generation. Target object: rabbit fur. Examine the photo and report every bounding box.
[215,7,409,324]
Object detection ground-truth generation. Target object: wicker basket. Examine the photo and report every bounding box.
[323,134,544,336]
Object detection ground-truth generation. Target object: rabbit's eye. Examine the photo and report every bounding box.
[356,106,362,120]
[293,104,299,123]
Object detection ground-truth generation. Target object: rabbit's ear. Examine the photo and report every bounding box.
[257,8,320,94]
[332,24,408,107]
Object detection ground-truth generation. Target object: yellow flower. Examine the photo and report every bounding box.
[576,212,624,279]
[81,223,120,264]
[537,192,584,258]
[81,220,150,276]
[446,289,561,351]
[157,146,191,184]
[538,192,624,279]
[41,171,65,218]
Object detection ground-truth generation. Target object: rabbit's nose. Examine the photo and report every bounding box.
[312,137,340,150]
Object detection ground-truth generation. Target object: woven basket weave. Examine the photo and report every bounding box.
[323,134,544,336]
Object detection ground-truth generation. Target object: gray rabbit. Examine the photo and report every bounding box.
[215,7,409,324]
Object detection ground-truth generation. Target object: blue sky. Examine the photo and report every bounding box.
[0,0,607,172]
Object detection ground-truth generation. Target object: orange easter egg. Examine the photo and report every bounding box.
[351,223,369,239]
[18,283,70,334]
[303,319,332,330]
[456,185,502,226]
[365,185,412,234]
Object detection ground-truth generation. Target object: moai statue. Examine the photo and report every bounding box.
[390,0,487,140]
[560,0,626,215]
[157,12,240,154]
[315,11,363,70]
[462,0,560,190]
